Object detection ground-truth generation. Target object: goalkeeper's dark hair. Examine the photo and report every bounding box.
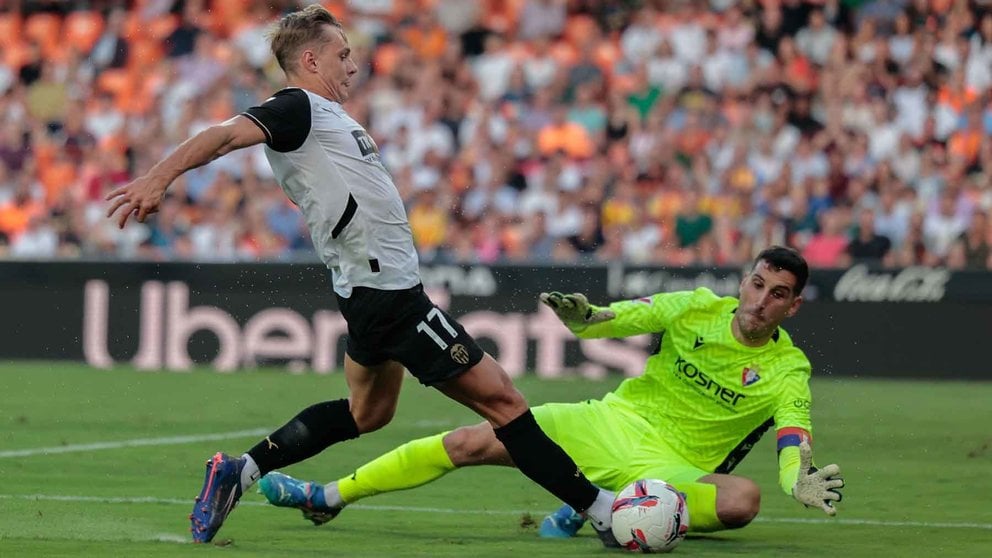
[753,246,809,295]
[268,5,343,74]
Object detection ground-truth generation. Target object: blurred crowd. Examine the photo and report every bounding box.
[0,0,991,269]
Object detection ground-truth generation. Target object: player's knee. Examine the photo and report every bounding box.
[484,381,529,418]
[718,479,761,528]
[442,424,496,466]
[350,401,397,434]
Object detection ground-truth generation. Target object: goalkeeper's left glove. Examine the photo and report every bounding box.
[792,440,844,516]
[539,291,615,332]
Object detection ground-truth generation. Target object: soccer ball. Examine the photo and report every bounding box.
[610,479,689,553]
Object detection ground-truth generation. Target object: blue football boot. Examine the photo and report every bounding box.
[190,452,244,543]
[539,503,585,538]
[258,471,342,526]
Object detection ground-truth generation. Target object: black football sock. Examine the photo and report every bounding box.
[494,410,599,513]
[247,399,359,475]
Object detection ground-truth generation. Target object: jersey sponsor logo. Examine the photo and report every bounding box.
[742,366,761,386]
[450,343,470,364]
[673,355,746,406]
[351,129,379,158]
[792,398,811,409]
[693,336,704,349]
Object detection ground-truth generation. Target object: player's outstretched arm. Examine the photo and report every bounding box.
[539,292,615,333]
[791,440,844,516]
[106,115,266,228]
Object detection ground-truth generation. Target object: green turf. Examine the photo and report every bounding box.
[1,362,990,557]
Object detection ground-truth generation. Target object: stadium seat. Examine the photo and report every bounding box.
[123,12,179,42]
[564,14,598,47]
[0,12,23,48]
[2,41,31,70]
[593,41,621,76]
[208,0,251,37]
[148,13,181,40]
[24,12,62,59]
[128,38,165,69]
[96,69,140,114]
[96,69,134,100]
[483,0,524,34]
[122,67,165,115]
[372,43,401,76]
[549,40,578,66]
[320,1,351,23]
[65,11,105,54]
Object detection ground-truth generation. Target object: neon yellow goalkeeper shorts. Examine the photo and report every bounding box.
[532,398,709,491]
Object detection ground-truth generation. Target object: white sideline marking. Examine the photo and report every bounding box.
[152,533,189,543]
[0,422,451,460]
[752,516,992,530]
[1,494,990,531]
[0,428,271,459]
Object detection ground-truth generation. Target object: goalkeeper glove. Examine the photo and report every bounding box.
[539,292,615,332]
[792,440,844,516]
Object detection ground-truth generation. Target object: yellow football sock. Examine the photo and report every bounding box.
[675,481,723,533]
[337,432,455,504]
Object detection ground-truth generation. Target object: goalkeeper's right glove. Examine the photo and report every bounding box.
[539,292,615,332]
[792,440,844,516]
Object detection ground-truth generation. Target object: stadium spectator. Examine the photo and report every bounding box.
[947,208,992,270]
[846,207,892,264]
[802,207,850,268]
[0,0,988,269]
[924,187,970,262]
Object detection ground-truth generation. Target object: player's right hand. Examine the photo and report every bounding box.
[792,440,844,516]
[106,174,169,229]
[539,292,615,331]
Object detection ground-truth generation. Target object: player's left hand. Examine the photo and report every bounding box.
[106,174,169,229]
[539,292,615,331]
[792,440,844,516]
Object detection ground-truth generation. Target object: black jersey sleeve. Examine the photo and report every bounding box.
[242,88,311,153]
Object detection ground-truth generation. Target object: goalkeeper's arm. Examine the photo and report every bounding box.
[539,291,670,338]
[778,436,844,516]
[539,291,616,334]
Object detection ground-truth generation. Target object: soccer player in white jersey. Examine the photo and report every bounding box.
[106,5,616,545]
[258,247,844,544]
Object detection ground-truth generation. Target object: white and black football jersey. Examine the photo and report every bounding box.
[243,88,420,297]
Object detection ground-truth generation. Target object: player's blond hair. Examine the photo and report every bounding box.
[268,5,343,74]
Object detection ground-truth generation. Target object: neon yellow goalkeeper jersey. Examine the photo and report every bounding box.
[576,287,813,475]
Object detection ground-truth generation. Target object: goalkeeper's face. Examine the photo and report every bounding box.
[736,261,803,341]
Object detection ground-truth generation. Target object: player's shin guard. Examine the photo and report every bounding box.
[247,399,359,475]
[678,481,723,532]
[494,410,601,518]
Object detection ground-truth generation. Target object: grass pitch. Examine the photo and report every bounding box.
[1,362,990,557]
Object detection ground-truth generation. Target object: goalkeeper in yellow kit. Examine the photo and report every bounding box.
[259,246,844,542]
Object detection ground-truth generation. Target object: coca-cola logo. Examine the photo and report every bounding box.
[833,265,950,302]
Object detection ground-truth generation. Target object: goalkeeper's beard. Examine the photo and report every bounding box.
[735,312,774,341]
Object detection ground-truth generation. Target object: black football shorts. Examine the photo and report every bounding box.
[335,284,484,386]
